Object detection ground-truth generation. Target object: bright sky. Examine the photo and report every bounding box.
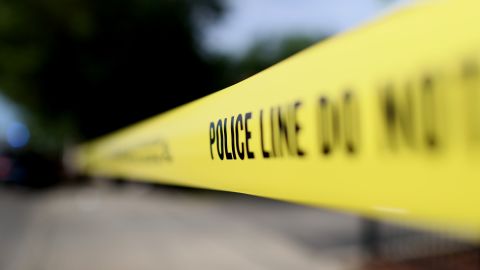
[0,94,22,131]
[201,0,411,56]
[0,93,29,148]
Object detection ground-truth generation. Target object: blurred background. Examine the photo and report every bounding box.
[1,0,479,269]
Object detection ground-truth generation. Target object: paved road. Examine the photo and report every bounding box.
[1,181,458,270]
[0,182,367,270]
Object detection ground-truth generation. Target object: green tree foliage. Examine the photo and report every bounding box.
[213,35,328,89]
[0,0,222,143]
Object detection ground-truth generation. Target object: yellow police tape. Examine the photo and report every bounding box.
[74,0,480,239]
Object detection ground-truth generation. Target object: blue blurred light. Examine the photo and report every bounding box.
[6,122,30,148]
